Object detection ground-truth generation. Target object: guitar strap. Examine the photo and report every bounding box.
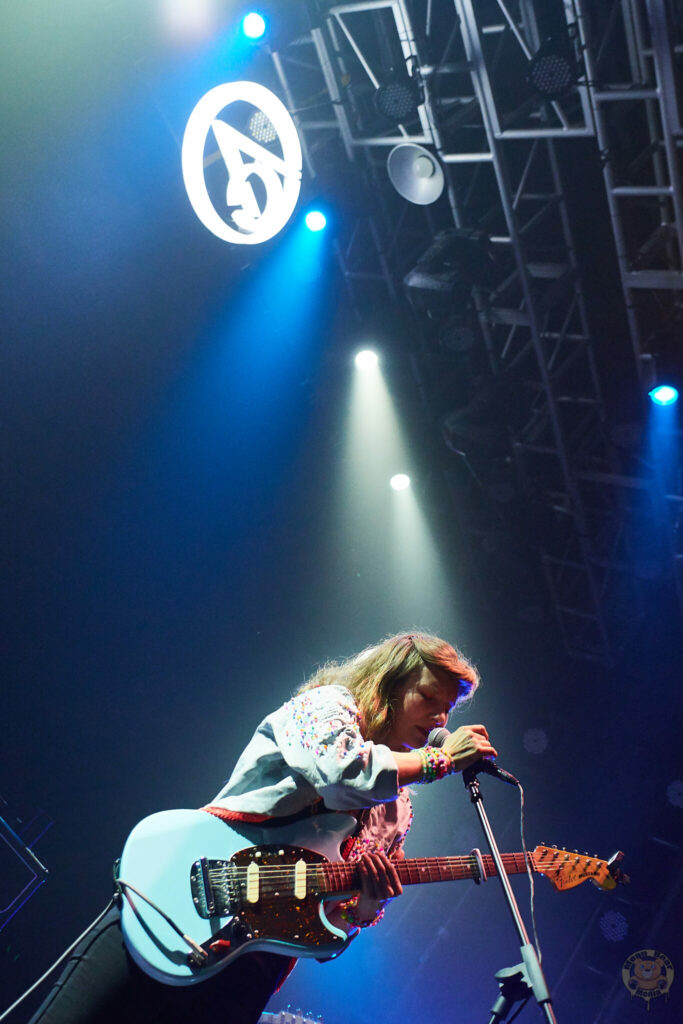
[340,808,371,860]
[201,798,346,829]
[203,801,376,866]
[203,802,385,867]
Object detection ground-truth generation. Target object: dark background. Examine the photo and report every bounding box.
[2,3,681,1022]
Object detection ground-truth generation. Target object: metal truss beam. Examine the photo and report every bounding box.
[577,0,683,620]
[269,0,683,658]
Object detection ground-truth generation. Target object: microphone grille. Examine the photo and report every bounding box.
[427,727,450,748]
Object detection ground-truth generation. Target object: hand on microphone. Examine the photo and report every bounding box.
[441,724,497,773]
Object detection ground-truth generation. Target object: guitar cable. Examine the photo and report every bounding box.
[0,872,212,1021]
[114,878,208,962]
[0,896,117,1022]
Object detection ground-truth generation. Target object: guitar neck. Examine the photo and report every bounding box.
[319,852,531,893]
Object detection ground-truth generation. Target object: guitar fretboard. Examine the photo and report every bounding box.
[207,846,611,903]
[313,852,532,892]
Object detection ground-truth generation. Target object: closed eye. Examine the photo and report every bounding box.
[419,689,456,716]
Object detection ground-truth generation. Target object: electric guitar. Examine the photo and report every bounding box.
[118,808,625,986]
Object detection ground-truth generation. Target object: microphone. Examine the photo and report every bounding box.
[427,727,519,787]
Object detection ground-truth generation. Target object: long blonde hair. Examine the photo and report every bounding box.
[298,631,479,742]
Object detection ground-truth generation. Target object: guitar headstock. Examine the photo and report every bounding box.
[532,845,628,892]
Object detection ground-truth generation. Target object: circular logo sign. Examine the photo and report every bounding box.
[622,949,674,1006]
[181,81,302,245]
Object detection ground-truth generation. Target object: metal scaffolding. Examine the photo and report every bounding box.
[577,0,683,620]
[269,0,683,658]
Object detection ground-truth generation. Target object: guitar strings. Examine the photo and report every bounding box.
[204,852,602,888]
[208,853,531,873]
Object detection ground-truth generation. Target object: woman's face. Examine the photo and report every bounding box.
[382,664,462,751]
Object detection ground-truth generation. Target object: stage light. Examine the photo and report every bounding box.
[242,11,266,39]
[247,109,277,144]
[404,228,498,316]
[599,910,628,942]
[387,143,444,205]
[374,71,422,123]
[649,385,679,406]
[157,0,217,41]
[527,37,577,100]
[354,349,378,370]
[304,210,326,232]
[390,474,411,491]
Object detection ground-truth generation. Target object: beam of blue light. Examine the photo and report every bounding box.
[649,384,679,406]
[305,209,327,232]
[242,12,266,39]
[68,216,334,650]
[128,214,333,518]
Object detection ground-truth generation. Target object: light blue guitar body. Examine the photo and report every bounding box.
[118,809,357,985]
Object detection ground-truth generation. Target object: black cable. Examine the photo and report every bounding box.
[0,897,117,1021]
[115,879,207,961]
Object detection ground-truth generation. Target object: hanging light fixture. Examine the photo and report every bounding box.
[387,143,444,205]
[527,37,578,100]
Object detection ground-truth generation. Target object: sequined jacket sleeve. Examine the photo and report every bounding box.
[211,685,400,815]
[272,685,399,810]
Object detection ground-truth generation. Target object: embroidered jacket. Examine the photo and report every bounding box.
[211,684,412,856]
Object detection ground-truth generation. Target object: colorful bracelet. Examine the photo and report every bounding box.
[417,745,454,783]
[340,898,386,929]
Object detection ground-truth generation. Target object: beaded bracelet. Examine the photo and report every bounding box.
[340,898,386,929]
[417,745,454,783]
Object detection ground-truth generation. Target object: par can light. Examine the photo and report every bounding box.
[242,12,266,39]
[649,385,679,406]
[354,349,378,370]
[390,474,411,491]
[304,210,326,232]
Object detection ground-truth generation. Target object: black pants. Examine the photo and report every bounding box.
[27,906,294,1024]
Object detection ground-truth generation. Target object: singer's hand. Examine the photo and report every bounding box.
[442,724,497,773]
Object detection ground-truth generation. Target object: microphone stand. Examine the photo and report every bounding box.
[462,765,558,1024]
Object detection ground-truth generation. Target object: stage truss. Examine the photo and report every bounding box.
[269,0,683,660]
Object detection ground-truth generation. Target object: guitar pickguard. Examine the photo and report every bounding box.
[229,845,347,951]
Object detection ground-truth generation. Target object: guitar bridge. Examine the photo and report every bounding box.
[190,858,239,919]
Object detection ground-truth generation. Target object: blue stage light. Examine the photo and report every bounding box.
[242,12,266,39]
[649,385,679,406]
[305,210,327,232]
